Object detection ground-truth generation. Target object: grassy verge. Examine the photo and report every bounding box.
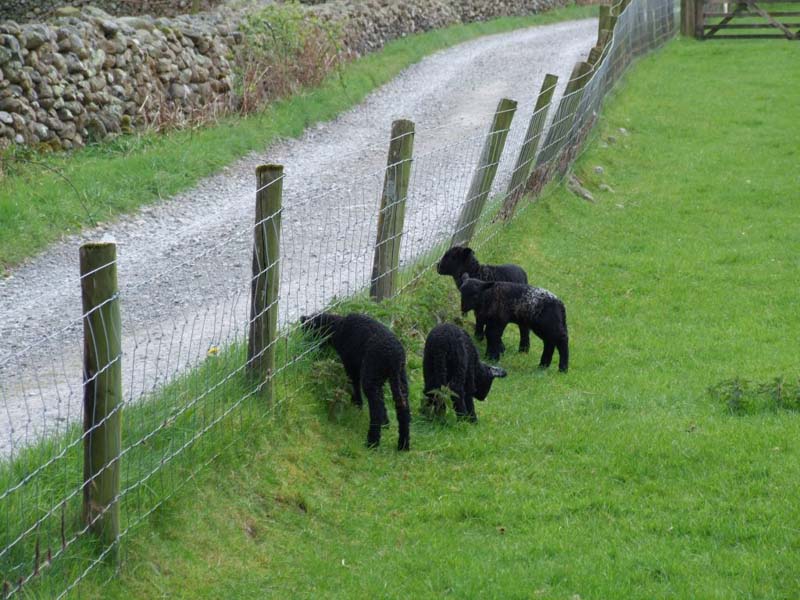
[0,3,597,275]
[13,34,800,600]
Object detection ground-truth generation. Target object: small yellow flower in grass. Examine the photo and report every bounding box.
[207,345,220,357]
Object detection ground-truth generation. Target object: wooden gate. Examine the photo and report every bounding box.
[697,0,800,38]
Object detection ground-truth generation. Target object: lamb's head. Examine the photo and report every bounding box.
[475,363,506,400]
[300,312,341,339]
[436,245,479,277]
[458,275,494,314]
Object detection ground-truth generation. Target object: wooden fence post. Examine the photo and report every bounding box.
[248,164,282,401]
[451,98,517,246]
[588,34,606,65]
[80,242,122,561]
[536,61,593,168]
[370,119,415,301]
[598,4,613,36]
[500,75,558,220]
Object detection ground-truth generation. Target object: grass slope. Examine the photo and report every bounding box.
[29,37,800,599]
[0,4,597,274]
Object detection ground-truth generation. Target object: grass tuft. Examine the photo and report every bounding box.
[709,376,800,415]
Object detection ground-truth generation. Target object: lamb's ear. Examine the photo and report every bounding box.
[463,247,474,258]
[489,366,507,378]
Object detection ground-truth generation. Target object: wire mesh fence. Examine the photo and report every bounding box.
[0,0,674,595]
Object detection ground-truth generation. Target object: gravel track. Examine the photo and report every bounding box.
[0,19,597,455]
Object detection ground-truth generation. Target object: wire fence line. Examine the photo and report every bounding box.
[0,0,674,596]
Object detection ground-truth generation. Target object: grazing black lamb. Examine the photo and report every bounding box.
[458,275,569,372]
[436,246,528,340]
[422,324,507,422]
[300,312,411,450]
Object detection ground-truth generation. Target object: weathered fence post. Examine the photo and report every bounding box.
[536,61,592,169]
[248,164,282,401]
[588,32,608,65]
[451,98,517,246]
[80,241,122,561]
[500,75,558,220]
[598,4,613,37]
[591,5,617,64]
[370,119,415,301]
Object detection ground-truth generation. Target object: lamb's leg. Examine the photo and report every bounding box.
[519,325,530,353]
[556,336,569,372]
[450,382,467,419]
[344,364,362,407]
[363,380,385,449]
[536,303,567,370]
[377,380,390,428]
[377,386,390,427]
[390,370,411,451]
[539,341,555,369]
[485,322,507,361]
[474,314,485,341]
[463,394,477,423]
[357,366,389,426]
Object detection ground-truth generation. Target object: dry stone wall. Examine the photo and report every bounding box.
[0,6,239,150]
[316,0,565,55]
[0,0,566,152]
[1,1,224,23]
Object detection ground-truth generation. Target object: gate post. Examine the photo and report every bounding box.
[682,0,704,38]
[694,0,706,38]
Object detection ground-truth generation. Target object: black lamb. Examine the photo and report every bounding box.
[422,324,507,422]
[436,246,528,340]
[300,312,411,450]
[458,275,569,372]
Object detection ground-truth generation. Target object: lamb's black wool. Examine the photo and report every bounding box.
[459,276,569,371]
[437,246,528,288]
[437,246,528,340]
[422,324,506,422]
[300,312,411,450]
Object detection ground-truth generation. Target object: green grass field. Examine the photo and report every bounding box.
[13,33,800,600]
[27,34,797,599]
[0,4,597,275]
